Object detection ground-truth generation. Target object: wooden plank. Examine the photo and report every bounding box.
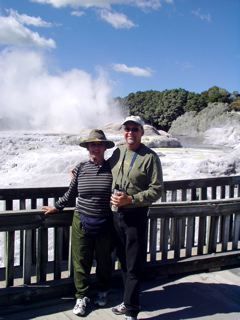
[208,216,219,253]
[54,227,63,280]
[174,218,182,259]
[19,199,26,267]
[163,175,240,191]
[148,218,157,262]
[160,217,169,261]
[62,227,70,261]
[20,199,26,210]
[169,217,175,249]
[232,213,240,249]
[43,197,49,206]
[180,218,186,248]
[68,226,73,278]
[0,187,68,201]
[31,198,37,209]
[5,199,13,210]
[180,190,187,248]
[200,187,207,200]
[148,251,240,277]
[23,229,33,285]
[30,199,37,265]
[211,186,217,199]
[36,227,48,283]
[229,185,235,198]
[220,185,226,199]
[0,278,74,307]
[191,188,197,201]
[0,212,44,231]
[222,215,230,252]
[0,209,74,232]
[149,200,240,218]
[4,231,15,287]
[198,216,206,255]
[181,189,187,201]
[161,190,166,202]
[186,216,194,257]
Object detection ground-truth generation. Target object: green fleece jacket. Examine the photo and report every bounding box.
[109,143,163,207]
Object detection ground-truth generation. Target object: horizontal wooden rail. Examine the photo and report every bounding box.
[162,175,240,202]
[150,198,240,217]
[0,208,74,231]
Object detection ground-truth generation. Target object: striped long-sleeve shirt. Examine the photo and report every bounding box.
[55,160,112,216]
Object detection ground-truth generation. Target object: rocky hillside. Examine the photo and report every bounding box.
[169,103,240,147]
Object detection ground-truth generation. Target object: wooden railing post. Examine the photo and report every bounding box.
[4,231,15,287]
[23,229,32,285]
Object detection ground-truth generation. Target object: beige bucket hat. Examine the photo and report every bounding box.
[79,129,115,149]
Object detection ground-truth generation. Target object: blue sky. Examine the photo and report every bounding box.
[0,0,239,132]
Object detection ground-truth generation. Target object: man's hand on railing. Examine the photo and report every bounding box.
[42,206,59,215]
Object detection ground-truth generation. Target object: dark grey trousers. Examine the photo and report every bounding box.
[113,207,148,317]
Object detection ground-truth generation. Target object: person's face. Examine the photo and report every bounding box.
[123,122,143,148]
[87,142,107,160]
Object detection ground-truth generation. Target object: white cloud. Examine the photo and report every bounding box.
[192,9,211,23]
[0,49,122,132]
[31,0,165,10]
[100,10,135,29]
[31,0,173,29]
[0,10,55,48]
[6,9,53,27]
[71,10,85,16]
[112,63,153,77]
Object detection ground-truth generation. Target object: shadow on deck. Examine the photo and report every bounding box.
[1,268,240,320]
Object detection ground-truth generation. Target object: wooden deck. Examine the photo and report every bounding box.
[1,267,240,320]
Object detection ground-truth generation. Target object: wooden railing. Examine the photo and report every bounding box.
[0,175,240,305]
[148,198,240,276]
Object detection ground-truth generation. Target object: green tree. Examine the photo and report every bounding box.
[118,86,233,131]
[201,86,230,103]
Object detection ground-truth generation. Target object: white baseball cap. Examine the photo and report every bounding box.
[121,115,145,127]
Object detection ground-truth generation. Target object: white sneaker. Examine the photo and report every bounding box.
[72,297,90,316]
[94,291,108,307]
[124,316,137,320]
[111,302,127,315]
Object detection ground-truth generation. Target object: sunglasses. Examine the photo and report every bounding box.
[124,127,140,133]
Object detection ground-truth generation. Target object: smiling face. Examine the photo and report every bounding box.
[123,121,144,150]
[87,142,107,164]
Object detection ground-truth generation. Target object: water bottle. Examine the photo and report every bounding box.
[111,184,120,212]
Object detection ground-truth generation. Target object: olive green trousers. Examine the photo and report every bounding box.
[71,211,113,299]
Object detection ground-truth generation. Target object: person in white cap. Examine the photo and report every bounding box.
[109,116,163,320]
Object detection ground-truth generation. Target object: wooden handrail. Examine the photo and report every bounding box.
[0,208,74,231]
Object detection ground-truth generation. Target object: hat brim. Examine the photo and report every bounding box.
[79,139,115,149]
